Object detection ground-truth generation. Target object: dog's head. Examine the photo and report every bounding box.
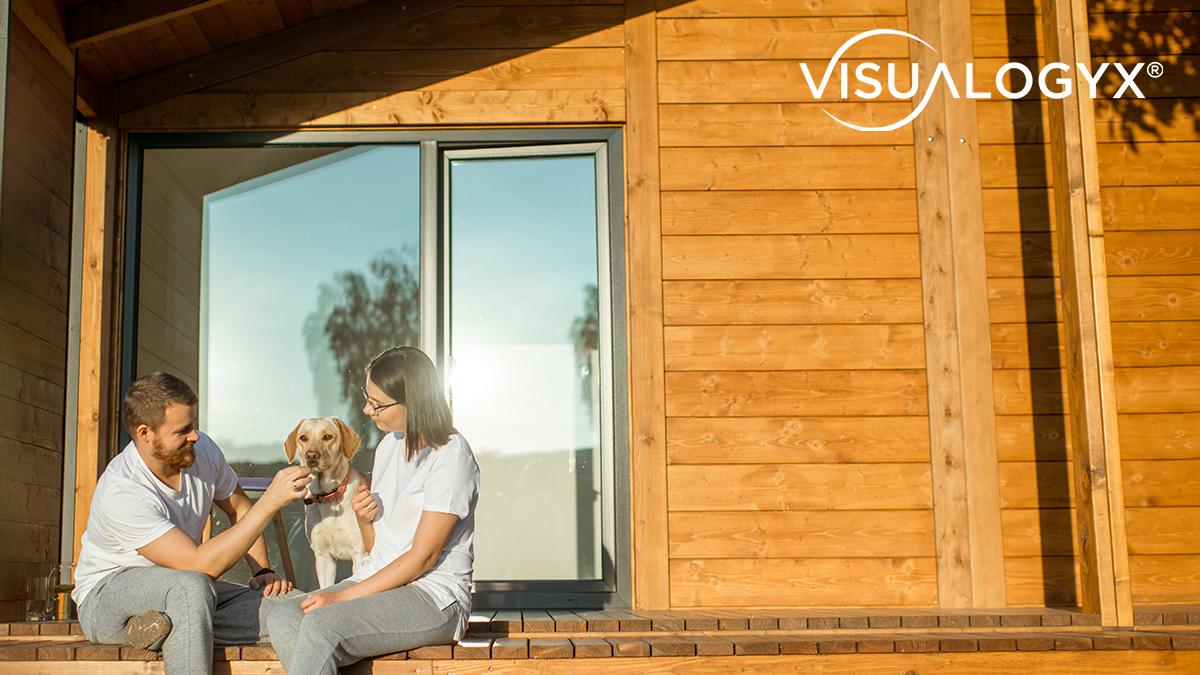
[284,417,362,473]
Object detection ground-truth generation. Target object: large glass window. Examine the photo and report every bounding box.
[125,131,628,607]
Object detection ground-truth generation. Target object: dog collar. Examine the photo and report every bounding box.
[304,472,349,506]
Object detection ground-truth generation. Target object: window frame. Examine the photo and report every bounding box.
[122,128,631,609]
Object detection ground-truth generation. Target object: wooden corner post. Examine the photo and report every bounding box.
[908,0,1007,608]
[625,0,668,609]
[1040,0,1133,627]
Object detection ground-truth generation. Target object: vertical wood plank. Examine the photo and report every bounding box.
[908,0,1006,608]
[1040,0,1132,627]
[625,0,668,609]
[72,124,109,570]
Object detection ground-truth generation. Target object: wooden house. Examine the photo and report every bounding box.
[1,0,1199,669]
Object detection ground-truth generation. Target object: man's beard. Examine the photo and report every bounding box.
[153,435,196,470]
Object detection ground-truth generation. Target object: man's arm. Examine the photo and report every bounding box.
[137,465,311,579]
[215,486,292,595]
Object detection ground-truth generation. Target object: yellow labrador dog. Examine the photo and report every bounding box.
[284,417,369,588]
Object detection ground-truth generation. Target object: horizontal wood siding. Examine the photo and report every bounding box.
[659,0,932,608]
[0,13,72,621]
[1091,0,1200,605]
[120,3,627,128]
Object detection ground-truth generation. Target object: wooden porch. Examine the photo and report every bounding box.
[4,608,1200,673]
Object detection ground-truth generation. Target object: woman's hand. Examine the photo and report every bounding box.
[300,590,344,614]
[249,572,293,596]
[351,485,379,524]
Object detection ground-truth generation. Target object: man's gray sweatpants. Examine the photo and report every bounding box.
[79,566,296,675]
[267,580,459,675]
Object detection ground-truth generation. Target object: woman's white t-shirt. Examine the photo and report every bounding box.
[349,432,480,640]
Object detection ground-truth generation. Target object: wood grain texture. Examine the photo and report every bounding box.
[1102,186,1200,231]
[986,232,1059,278]
[991,323,1065,370]
[1003,555,1082,606]
[983,188,1055,233]
[661,147,916,191]
[1130,555,1200,604]
[660,103,913,147]
[657,0,908,17]
[1105,231,1200,276]
[665,370,928,417]
[668,510,936,558]
[1110,321,1200,368]
[659,58,916,104]
[668,463,933,511]
[120,89,625,129]
[995,414,1070,462]
[624,0,668,611]
[998,461,1074,509]
[666,415,930,464]
[1002,508,1078,557]
[993,368,1068,416]
[664,324,925,371]
[204,47,624,93]
[338,5,624,50]
[1118,412,1200,460]
[1108,276,1200,321]
[1125,507,1200,554]
[1115,366,1200,413]
[670,557,937,607]
[661,190,917,236]
[662,234,920,280]
[664,279,924,325]
[1123,460,1200,507]
[657,16,909,60]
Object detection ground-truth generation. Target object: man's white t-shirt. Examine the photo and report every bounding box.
[349,432,480,641]
[73,432,239,608]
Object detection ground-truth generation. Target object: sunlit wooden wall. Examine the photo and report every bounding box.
[655,0,939,608]
[1092,0,1200,605]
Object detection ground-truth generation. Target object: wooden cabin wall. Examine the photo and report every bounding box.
[1091,0,1200,605]
[119,2,627,129]
[656,0,938,608]
[135,153,203,390]
[971,0,1081,607]
[111,0,1196,611]
[0,9,73,621]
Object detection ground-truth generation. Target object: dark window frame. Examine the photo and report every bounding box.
[122,128,631,609]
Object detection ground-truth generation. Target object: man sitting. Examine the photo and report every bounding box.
[73,372,313,675]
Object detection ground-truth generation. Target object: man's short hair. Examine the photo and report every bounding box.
[123,372,198,437]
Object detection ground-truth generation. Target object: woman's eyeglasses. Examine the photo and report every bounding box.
[361,386,402,415]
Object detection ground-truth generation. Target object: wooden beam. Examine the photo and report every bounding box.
[66,0,224,49]
[1041,0,1133,627]
[76,66,101,118]
[624,0,668,609]
[908,0,1006,608]
[116,0,473,114]
[72,122,110,572]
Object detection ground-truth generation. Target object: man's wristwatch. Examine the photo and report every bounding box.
[252,568,276,578]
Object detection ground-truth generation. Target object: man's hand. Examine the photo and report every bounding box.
[351,485,378,524]
[301,590,344,614]
[249,572,293,596]
[262,465,314,510]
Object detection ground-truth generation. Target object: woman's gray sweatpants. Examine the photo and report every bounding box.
[267,580,459,675]
[79,566,296,675]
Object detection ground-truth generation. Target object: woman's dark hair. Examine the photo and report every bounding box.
[366,346,454,460]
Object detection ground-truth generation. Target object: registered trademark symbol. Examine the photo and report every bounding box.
[1148,62,1164,78]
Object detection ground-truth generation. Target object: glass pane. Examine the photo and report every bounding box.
[449,154,603,581]
[137,145,421,590]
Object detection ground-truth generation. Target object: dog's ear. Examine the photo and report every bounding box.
[334,417,361,460]
[283,421,304,463]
